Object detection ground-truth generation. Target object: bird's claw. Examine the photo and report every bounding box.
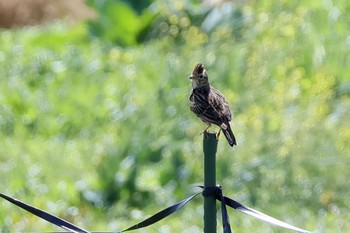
[199,129,209,136]
[216,129,221,140]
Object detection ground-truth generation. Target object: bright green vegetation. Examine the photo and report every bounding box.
[1,0,350,232]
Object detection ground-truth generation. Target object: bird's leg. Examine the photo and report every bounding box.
[200,123,211,135]
[216,128,221,140]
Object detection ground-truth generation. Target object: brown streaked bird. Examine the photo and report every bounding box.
[188,63,237,146]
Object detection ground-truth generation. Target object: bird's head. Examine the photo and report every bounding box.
[189,63,209,89]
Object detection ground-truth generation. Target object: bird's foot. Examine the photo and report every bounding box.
[199,129,209,136]
[216,129,221,140]
[199,124,211,136]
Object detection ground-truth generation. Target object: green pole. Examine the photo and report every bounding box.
[203,131,218,233]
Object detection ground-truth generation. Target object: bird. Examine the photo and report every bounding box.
[188,63,237,146]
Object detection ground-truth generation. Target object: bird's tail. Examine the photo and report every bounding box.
[222,124,237,147]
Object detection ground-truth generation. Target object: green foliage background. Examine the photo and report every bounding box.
[1,0,350,232]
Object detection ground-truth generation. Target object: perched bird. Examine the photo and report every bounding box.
[188,63,237,146]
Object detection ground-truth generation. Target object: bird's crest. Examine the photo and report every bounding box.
[193,63,205,75]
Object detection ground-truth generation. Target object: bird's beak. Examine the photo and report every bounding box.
[188,75,194,79]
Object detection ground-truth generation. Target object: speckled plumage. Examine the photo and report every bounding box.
[189,63,236,146]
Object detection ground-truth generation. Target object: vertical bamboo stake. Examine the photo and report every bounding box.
[203,131,218,233]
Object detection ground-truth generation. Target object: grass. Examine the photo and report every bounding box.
[1,1,350,232]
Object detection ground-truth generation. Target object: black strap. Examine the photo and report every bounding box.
[222,196,310,233]
[217,187,232,233]
[200,186,310,233]
[0,193,90,233]
[202,185,231,233]
[0,189,311,233]
[121,192,201,232]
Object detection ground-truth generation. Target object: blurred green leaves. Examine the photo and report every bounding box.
[1,0,350,232]
[85,0,246,46]
[86,0,156,46]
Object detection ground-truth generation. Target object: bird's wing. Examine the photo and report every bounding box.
[189,89,221,125]
[208,87,232,122]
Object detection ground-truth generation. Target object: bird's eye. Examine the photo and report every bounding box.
[199,74,204,79]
